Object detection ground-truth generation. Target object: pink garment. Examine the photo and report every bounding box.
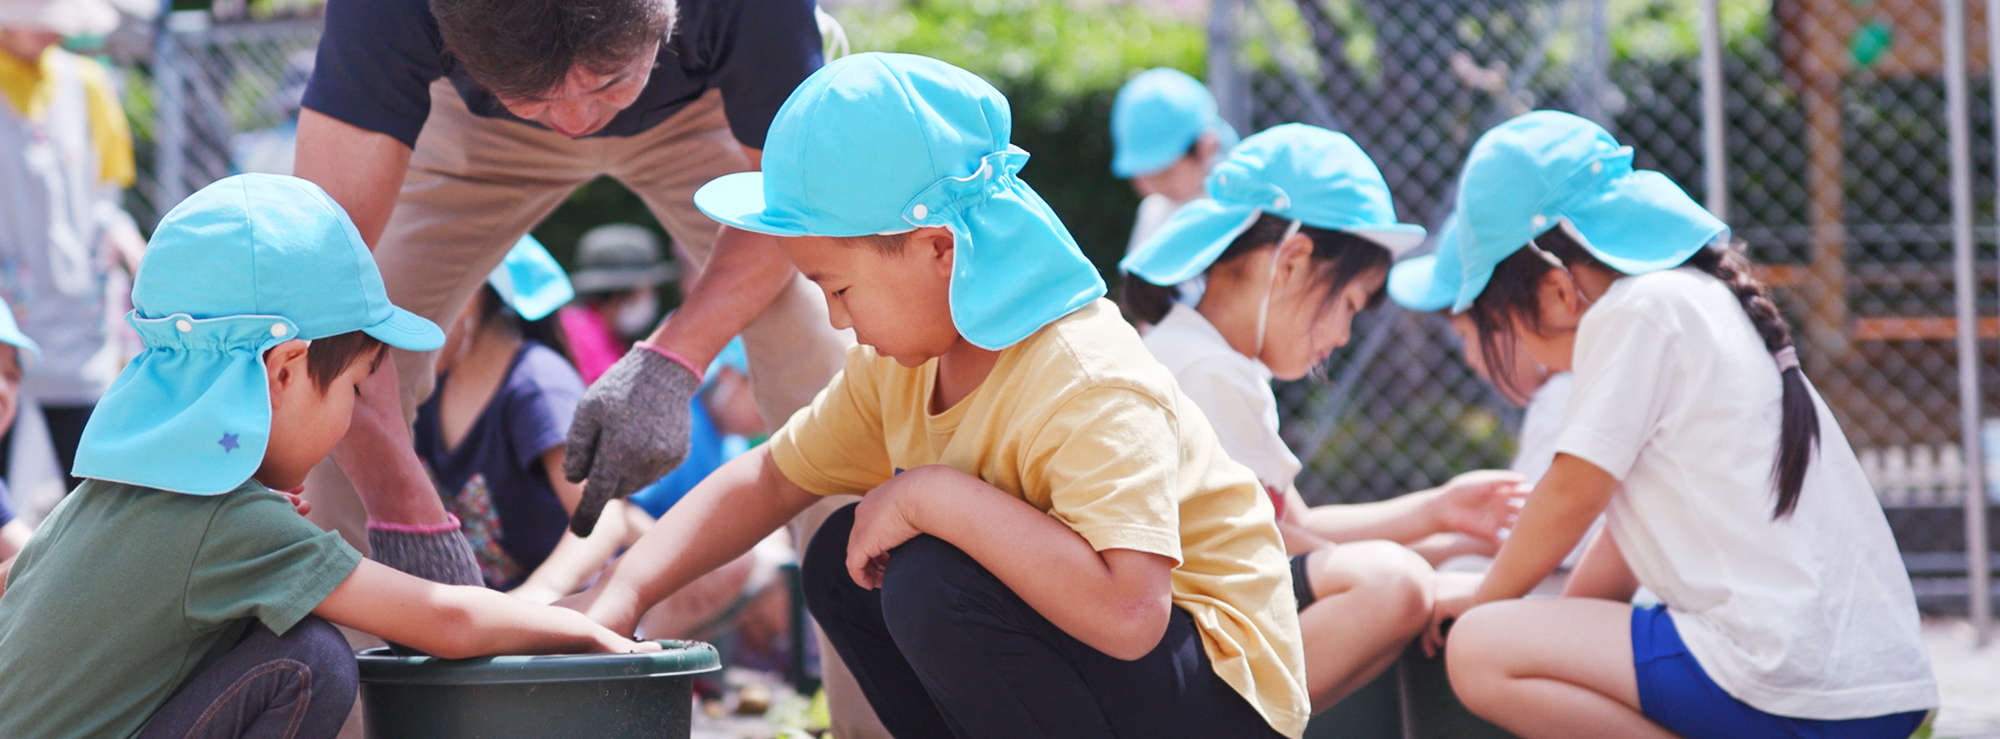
[559,305,626,384]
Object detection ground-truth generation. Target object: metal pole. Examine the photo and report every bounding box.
[1947,0,1991,644]
[1972,0,2000,646]
[1206,0,1250,133]
[1699,0,1728,220]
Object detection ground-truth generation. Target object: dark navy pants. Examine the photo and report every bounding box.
[139,616,357,739]
[803,503,1285,739]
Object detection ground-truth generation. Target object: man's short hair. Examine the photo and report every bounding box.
[431,0,675,100]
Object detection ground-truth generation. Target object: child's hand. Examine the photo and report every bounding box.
[1424,572,1483,656]
[847,467,947,589]
[277,489,312,517]
[588,626,662,655]
[1430,470,1528,544]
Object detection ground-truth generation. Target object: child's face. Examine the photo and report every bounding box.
[1258,239,1387,380]
[1449,312,1544,406]
[782,228,962,367]
[0,345,21,438]
[256,340,377,490]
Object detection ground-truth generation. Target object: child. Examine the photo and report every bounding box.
[1411,112,1936,738]
[415,235,584,590]
[1120,123,1524,710]
[0,174,647,739]
[0,299,40,596]
[567,53,1310,737]
[1111,68,1239,256]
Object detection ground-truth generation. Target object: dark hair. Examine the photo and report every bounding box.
[431,0,674,100]
[475,285,573,359]
[305,331,388,394]
[1466,227,1819,519]
[1119,213,1392,325]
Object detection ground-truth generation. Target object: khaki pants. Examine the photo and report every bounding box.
[306,83,882,739]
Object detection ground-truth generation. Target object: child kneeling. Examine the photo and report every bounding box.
[0,175,647,739]
[568,53,1310,737]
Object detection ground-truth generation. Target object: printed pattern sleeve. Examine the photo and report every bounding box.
[1025,388,1184,563]
[1552,305,1680,481]
[301,0,445,148]
[702,0,823,150]
[767,349,894,497]
[184,491,363,635]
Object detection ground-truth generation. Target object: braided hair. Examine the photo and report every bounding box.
[1466,228,1819,519]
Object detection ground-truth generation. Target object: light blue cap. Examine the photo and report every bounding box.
[1121,124,1426,286]
[0,297,41,373]
[488,234,575,321]
[1386,214,1463,312]
[694,53,1104,350]
[1110,68,1240,178]
[1440,111,1727,313]
[74,174,445,495]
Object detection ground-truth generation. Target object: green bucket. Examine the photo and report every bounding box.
[355,640,720,739]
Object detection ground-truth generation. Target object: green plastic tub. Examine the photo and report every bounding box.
[355,640,720,739]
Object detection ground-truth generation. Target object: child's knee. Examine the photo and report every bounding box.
[1312,541,1434,623]
[878,537,1002,644]
[288,617,359,698]
[1442,602,1515,706]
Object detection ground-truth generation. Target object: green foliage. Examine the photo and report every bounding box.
[835,0,1209,279]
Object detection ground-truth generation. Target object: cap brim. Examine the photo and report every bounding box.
[363,307,446,352]
[1350,224,1428,257]
[1566,171,1727,275]
[1120,200,1262,285]
[693,172,814,237]
[1388,254,1454,312]
[570,264,678,293]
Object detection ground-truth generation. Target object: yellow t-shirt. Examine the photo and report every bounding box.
[0,47,137,187]
[770,299,1310,737]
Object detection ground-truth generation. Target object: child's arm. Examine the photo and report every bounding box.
[848,465,1176,661]
[314,559,647,659]
[1562,527,1639,602]
[1299,469,1525,545]
[510,500,633,604]
[1474,454,1617,604]
[1277,485,1334,554]
[0,519,28,561]
[573,447,819,636]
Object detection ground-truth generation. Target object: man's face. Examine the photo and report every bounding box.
[495,41,659,138]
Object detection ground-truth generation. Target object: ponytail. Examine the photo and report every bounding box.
[1120,278,1180,325]
[1682,245,1819,518]
[1468,230,1819,520]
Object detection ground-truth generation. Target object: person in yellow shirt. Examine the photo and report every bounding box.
[0,0,145,492]
[566,53,1311,738]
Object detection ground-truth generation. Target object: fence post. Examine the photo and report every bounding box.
[1947,0,1991,645]
[1699,0,1728,221]
[1207,0,1250,133]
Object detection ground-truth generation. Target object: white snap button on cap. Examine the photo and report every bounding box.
[175,319,193,332]
[1590,161,1604,175]
[1531,214,1548,229]
[271,323,289,338]
[912,204,928,220]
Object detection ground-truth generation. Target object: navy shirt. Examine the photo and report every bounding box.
[414,342,584,590]
[0,479,13,528]
[303,0,823,150]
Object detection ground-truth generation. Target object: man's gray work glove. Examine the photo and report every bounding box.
[565,345,701,536]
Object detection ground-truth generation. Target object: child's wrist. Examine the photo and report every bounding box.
[635,342,704,380]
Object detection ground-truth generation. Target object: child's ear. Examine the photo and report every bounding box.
[1535,268,1586,329]
[263,339,312,408]
[1275,232,1315,279]
[913,226,955,276]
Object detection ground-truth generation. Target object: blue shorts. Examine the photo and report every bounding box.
[1632,605,1926,739]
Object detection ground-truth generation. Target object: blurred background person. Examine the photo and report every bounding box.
[558,223,678,384]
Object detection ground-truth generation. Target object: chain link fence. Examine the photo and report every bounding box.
[1213,0,1996,616]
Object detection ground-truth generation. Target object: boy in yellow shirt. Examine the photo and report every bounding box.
[567,53,1308,737]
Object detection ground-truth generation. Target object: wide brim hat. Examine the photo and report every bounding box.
[1449,111,1727,313]
[696,53,1104,350]
[570,223,679,293]
[488,234,575,321]
[74,174,443,495]
[1386,214,1463,313]
[1111,68,1240,178]
[1122,124,1424,286]
[0,0,119,36]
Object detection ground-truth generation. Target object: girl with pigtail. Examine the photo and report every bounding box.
[1409,111,1936,739]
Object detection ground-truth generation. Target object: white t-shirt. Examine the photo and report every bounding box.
[1143,304,1300,492]
[1555,268,1936,720]
[1510,371,1572,483]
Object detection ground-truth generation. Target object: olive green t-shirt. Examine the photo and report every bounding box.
[0,479,361,738]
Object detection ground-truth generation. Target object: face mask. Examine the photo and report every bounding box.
[613,290,660,338]
[1253,220,1304,358]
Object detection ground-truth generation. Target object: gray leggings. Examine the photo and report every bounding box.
[139,616,357,739]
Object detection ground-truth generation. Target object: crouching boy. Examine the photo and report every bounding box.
[0,175,648,739]
[566,53,1309,737]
